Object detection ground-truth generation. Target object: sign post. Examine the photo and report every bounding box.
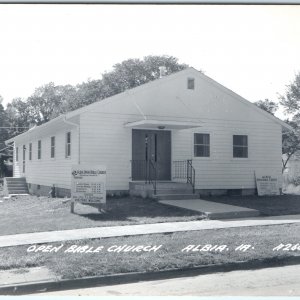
[71,164,106,213]
[255,171,280,196]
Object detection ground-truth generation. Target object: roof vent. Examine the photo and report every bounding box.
[159,66,167,78]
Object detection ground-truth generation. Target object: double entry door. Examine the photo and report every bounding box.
[132,129,171,181]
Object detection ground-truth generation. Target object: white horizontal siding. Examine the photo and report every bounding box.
[80,113,135,191]
[14,126,79,189]
[172,120,282,189]
[80,111,283,191]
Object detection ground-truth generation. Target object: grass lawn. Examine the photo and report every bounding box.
[0,195,204,235]
[201,194,300,216]
[0,223,299,279]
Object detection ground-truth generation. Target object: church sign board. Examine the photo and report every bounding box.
[255,171,280,196]
[71,164,106,204]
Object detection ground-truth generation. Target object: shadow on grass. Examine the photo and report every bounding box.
[75,197,204,221]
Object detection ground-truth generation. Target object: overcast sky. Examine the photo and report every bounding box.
[0,4,299,119]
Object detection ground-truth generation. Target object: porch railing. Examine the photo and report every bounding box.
[131,160,157,195]
[173,159,195,193]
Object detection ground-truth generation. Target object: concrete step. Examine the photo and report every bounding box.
[7,190,29,194]
[155,188,193,195]
[7,186,28,191]
[156,183,192,188]
[5,177,26,182]
[131,182,192,189]
[7,182,27,187]
[154,194,199,201]
[4,177,29,196]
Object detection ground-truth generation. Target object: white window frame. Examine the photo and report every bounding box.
[194,133,210,158]
[50,136,55,159]
[233,134,248,158]
[38,140,42,160]
[66,132,71,158]
[29,143,32,161]
[187,77,195,90]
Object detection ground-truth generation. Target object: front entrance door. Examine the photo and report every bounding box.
[132,129,171,181]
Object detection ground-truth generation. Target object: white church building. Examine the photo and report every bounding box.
[5,67,291,198]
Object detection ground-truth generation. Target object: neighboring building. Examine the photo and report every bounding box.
[5,68,291,197]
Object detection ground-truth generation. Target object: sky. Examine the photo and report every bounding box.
[0,4,299,119]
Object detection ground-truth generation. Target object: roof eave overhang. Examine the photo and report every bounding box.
[4,115,76,145]
[124,119,203,130]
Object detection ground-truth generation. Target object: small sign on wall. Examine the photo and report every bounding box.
[255,171,280,196]
[71,164,106,205]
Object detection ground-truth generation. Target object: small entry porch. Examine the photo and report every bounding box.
[127,119,202,199]
[129,181,199,200]
[130,158,197,199]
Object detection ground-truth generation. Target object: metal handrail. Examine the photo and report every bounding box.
[187,159,195,194]
[173,160,195,194]
[131,159,157,195]
[148,159,157,195]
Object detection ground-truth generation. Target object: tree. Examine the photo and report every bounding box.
[26,82,66,124]
[279,73,300,172]
[280,72,300,114]
[0,96,11,177]
[63,79,103,112]
[3,55,189,128]
[253,99,279,115]
[0,96,9,145]
[100,55,189,98]
[5,98,31,138]
[281,120,300,173]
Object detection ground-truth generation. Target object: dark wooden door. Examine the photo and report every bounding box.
[132,129,171,181]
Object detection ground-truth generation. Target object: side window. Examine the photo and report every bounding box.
[194,133,210,157]
[29,143,32,160]
[233,135,248,158]
[187,78,195,90]
[16,147,19,162]
[38,140,42,160]
[66,132,71,158]
[51,136,55,158]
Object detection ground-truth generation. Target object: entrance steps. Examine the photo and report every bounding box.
[129,181,199,200]
[3,177,29,197]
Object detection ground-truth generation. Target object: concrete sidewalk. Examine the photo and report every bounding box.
[0,215,300,248]
[160,199,260,219]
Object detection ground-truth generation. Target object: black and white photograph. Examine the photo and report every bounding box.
[0,2,300,297]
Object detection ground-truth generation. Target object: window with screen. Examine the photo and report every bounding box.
[29,143,32,160]
[38,140,41,159]
[51,136,55,158]
[66,132,71,158]
[233,135,248,158]
[194,133,210,157]
[187,78,195,90]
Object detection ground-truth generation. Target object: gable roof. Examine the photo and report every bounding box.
[6,67,292,144]
[65,67,292,130]
[195,69,292,131]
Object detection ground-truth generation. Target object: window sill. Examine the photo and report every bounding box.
[231,157,250,161]
[193,156,211,160]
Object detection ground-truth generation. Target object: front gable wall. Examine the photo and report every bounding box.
[79,69,282,191]
[82,68,280,127]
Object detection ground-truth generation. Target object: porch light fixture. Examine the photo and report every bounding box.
[158,126,165,130]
